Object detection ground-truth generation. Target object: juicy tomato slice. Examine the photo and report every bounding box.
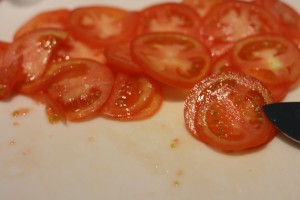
[181,0,224,17]
[231,34,300,89]
[140,3,202,38]
[7,28,69,95]
[14,9,70,39]
[99,73,158,120]
[104,42,143,74]
[201,1,280,56]
[46,59,114,121]
[124,88,163,121]
[0,41,9,66]
[131,32,212,88]
[0,41,15,99]
[68,6,140,47]
[184,71,276,152]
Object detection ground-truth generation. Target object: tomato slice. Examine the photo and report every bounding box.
[104,42,143,74]
[14,9,70,39]
[46,59,114,121]
[124,88,163,121]
[201,1,281,57]
[231,34,300,89]
[184,71,276,152]
[140,3,202,38]
[181,0,224,17]
[7,28,68,95]
[0,41,15,99]
[0,41,9,67]
[68,6,140,47]
[99,73,158,120]
[131,32,211,88]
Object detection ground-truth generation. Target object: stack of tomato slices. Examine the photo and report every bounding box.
[1,0,300,152]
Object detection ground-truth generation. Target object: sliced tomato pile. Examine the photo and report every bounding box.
[1,0,300,152]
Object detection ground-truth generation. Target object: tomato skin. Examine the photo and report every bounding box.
[131,32,212,88]
[201,1,281,57]
[140,3,202,38]
[46,59,114,121]
[99,73,159,120]
[184,72,276,152]
[68,6,140,47]
[14,9,70,39]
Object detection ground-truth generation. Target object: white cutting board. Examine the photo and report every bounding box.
[0,0,300,199]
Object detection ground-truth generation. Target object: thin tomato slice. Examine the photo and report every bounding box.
[68,6,140,47]
[184,72,276,152]
[0,41,14,99]
[8,28,68,95]
[14,9,70,39]
[46,59,114,121]
[140,3,202,38]
[99,73,158,120]
[231,34,300,90]
[104,42,143,74]
[201,1,281,56]
[131,32,211,88]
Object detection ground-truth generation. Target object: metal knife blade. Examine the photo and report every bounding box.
[262,102,300,143]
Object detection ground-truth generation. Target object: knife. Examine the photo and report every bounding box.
[262,102,300,143]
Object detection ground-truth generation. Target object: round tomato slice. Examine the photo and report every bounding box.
[46,59,114,121]
[99,73,158,120]
[140,3,202,38]
[14,9,70,39]
[231,34,300,89]
[201,1,281,56]
[68,6,140,47]
[131,32,211,88]
[184,71,276,152]
[104,42,143,74]
[7,28,68,95]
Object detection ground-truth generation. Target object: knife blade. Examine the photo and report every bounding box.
[262,102,300,143]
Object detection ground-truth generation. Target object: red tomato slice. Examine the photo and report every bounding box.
[231,34,300,89]
[0,41,15,99]
[104,42,143,74]
[201,1,281,57]
[7,29,68,95]
[0,41,9,67]
[131,32,212,88]
[184,71,276,152]
[68,6,140,47]
[182,0,224,17]
[14,9,70,39]
[124,88,163,121]
[99,73,158,120]
[140,3,202,38]
[46,59,114,121]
